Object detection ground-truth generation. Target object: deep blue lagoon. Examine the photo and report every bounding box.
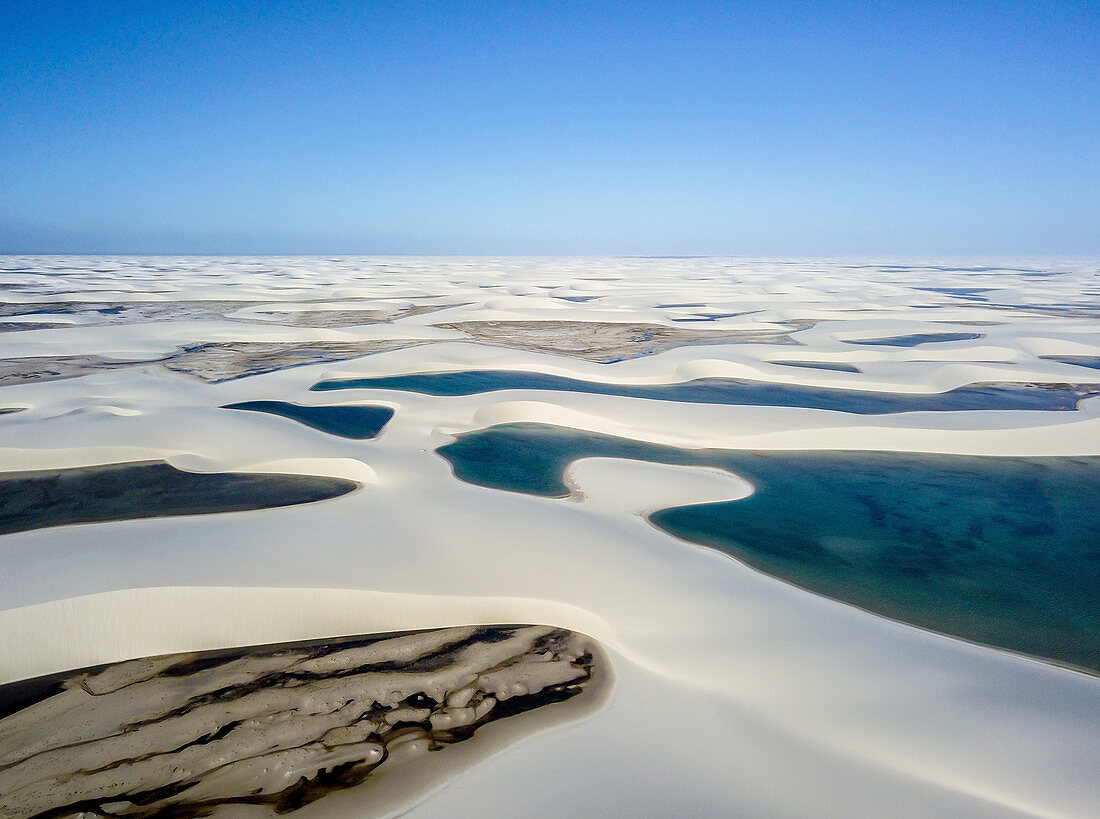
[223,401,394,439]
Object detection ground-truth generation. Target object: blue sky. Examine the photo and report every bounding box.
[1,1,1097,255]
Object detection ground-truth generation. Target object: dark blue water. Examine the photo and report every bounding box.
[223,401,394,439]
[438,424,1100,673]
[1042,356,1100,372]
[0,461,357,536]
[770,361,861,373]
[670,313,745,322]
[846,332,982,347]
[311,371,1098,413]
[914,286,996,296]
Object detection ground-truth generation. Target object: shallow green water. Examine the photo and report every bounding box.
[439,424,1100,673]
[311,371,1099,413]
[0,462,357,536]
[223,401,393,438]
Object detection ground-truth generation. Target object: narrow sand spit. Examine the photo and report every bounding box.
[0,256,1097,817]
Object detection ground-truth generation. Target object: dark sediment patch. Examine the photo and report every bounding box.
[0,299,463,329]
[0,323,64,332]
[0,356,147,386]
[0,461,357,537]
[0,302,81,317]
[433,320,799,362]
[0,625,607,818]
[247,302,455,328]
[0,300,271,324]
[438,423,1100,674]
[249,308,390,327]
[311,370,1100,413]
[159,341,430,382]
[223,401,394,439]
[0,342,429,387]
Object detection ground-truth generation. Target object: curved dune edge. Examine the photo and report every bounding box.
[0,587,613,685]
[0,447,377,484]
[455,397,1100,456]
[314,351,1100,394]
[166,455,379,485]
[312,344,1100,395]
[565,457,754,514]
[1,589,1080,819]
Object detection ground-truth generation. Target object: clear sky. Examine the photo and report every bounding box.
[1,1,1097,255]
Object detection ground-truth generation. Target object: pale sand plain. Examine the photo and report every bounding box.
[0,256,1098,817]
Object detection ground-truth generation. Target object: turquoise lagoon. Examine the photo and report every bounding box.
[438,424,1100,674]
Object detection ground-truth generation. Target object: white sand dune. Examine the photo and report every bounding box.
[0,256,1098,817]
